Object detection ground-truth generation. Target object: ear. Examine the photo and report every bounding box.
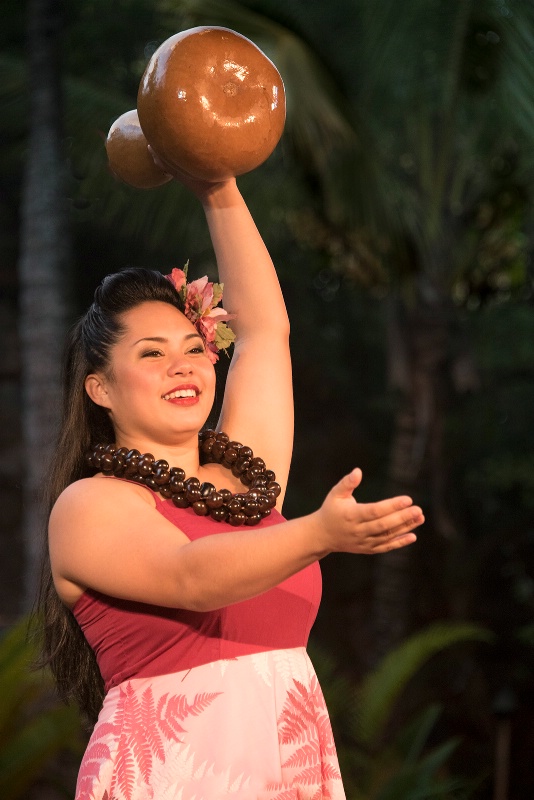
[85,373,112,410]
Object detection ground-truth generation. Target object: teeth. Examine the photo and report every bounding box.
[163,389,197,400]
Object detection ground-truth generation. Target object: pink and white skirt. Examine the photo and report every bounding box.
[75,646,346,800]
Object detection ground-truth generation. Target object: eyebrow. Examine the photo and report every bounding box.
[132,334,203,347]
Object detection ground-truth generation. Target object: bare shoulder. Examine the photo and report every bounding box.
[52,476,155,515]
[49,475,191,608]
[50,476,153,551]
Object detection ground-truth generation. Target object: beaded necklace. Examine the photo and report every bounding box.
[86,429,281,526]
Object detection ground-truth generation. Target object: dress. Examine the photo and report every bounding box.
[73,490,346,800]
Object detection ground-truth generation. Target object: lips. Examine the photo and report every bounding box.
[162,384,200,404]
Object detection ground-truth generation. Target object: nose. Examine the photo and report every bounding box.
[167,353,193,376]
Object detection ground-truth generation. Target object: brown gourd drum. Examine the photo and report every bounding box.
[106,26,286,188]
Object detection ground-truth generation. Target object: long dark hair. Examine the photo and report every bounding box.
[36,268,185,724]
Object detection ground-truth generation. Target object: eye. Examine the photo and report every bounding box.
[188,345,205,355]
[141,349,164,358]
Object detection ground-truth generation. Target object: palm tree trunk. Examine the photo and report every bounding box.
[371,276,455,664]
[18,0,69,610]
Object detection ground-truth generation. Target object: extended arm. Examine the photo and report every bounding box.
[51,471,424,611]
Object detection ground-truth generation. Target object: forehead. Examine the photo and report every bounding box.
[119,301,197,339]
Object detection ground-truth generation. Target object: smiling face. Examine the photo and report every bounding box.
[85,300,216,452]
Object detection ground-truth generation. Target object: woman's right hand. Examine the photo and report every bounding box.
[312,469,424,556]
[147,145,235,203]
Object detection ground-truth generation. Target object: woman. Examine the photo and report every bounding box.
[40,171,424,800]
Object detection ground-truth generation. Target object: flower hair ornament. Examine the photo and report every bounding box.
[166,263,236,364]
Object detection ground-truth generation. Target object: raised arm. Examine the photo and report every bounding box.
[199,179,293,500]
[150,154,294,501]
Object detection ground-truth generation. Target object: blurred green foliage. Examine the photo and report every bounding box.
[0,619,85,799]
[311,622,492,799]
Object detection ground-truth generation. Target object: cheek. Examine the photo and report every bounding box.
[109,365,152,402]
[203,363,217,394]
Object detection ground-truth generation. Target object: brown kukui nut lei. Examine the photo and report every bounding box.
[86,430,281,526]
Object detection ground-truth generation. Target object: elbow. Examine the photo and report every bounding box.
[280,318,291,340]
[181,590,219,613]
[237,309,290,341]
[235,319,290,350]
[175,568,224,613]
[273,310,290,339]
[187,597,223,613]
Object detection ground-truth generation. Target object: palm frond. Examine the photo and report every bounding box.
[356,623,492,747]
[171,0,356,145]
[497,5,534,138]
[164,0,389,228]
[394,704,443,764]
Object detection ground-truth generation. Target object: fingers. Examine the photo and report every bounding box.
[385,511,424,538]
[331,471,414,518]
[363,495,414,519]
[331,468,363,499]
[372,531,418,553]
[366,509,424,551]
[366,506,424,537]
[147,145,172,176]
[323,471,425,557]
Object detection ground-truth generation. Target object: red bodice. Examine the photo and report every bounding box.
[73,495,321,692]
